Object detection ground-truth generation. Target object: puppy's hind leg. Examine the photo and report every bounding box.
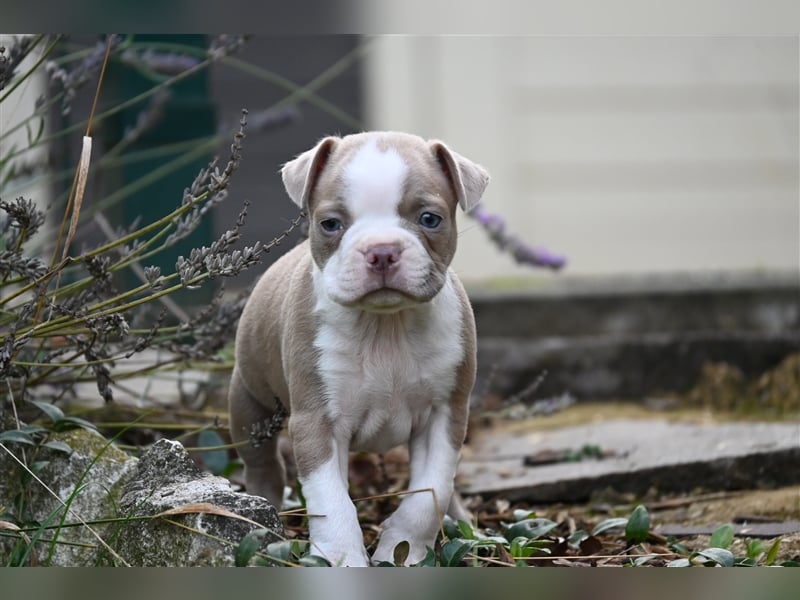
[228,368,287,508]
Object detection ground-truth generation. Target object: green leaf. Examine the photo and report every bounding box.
[27,400,64,423]
[625,505,650,544]
[667,558,692,567]
[197,429,228,475]
[413,546,437,567]
[515,555,535,567]
[580,444,603,458]
[457,519,476,540]
[509,537,535,559]
[234,528,268,567]
[298,555,331,567]
[20,425,48,435]
[710,523,735,549]
[440,539,475,567]
[511,537,553,559]
[265,540,295,564]
[568,529,590,548]
[780,560,800,567]
[220,458,243,479]
[51,416,97,432]
[505,518,558,541]
[392,540,410,566]
[693,548,735,567]
[442,515,460,539]
[670,541,691,555]
[632,555,656,566]
[512,509,535,521]
[745,539,764,560]
[472,535,509,547]
[0,430,36,445]
[41,440,73,454]
[30,460,50,474]
[592,517,628,536]
[764,537,782,566]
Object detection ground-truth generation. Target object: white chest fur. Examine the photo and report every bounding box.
[312,272,465,453]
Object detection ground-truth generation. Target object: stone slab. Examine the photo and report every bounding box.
[458,419,800,502]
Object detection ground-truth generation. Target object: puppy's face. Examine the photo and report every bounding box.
[283,132,489,313]
[311,137,458,311]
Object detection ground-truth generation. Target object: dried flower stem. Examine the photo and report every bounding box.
[23,208,305,340]
[36,37,113,326]
[60,136,93,263]
[93,212,190,323]
[0,172,217,314]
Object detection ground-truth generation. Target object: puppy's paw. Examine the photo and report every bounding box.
[311,541,370,567]
[371,529,429,566]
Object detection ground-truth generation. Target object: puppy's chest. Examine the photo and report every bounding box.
[314,311,463,449]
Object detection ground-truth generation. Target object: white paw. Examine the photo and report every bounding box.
[310,541,370,567]
[371,529,429,566]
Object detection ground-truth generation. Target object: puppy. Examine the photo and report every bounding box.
[229,131,489,566]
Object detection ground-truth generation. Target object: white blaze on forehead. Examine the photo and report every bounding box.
[343,139,408,216]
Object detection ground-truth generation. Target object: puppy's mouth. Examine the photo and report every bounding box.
[352,287,419,313]
[325,259,445,312]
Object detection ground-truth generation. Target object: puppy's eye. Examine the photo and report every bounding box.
[320,218,343,233]
[419,212,442,229]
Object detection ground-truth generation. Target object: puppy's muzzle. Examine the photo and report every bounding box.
[365,243,403,274]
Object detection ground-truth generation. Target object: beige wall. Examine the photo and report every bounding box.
[1,35,50,236]
[363,36,799,283]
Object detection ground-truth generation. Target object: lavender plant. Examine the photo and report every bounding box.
[469,205,566,271]
[0,35,303,433]
[1,112,301,411]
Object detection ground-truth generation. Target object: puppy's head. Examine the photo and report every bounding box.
[282,132,489,312]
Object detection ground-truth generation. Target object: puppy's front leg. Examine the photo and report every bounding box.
[290,412,369,567]
[372,405,464,565]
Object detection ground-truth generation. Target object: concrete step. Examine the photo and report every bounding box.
[470,271,799,400]
[470,271,799,339]
[478,331,798,400]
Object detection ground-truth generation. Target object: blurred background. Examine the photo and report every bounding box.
[366,36,798,282]
[5,35,797,284]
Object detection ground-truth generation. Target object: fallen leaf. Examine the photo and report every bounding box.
[156,502,266,528]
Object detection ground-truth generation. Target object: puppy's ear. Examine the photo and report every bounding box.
[430,141,490,213]
[281,137,339,209]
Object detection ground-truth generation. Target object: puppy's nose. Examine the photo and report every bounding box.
[365,244,402,273]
